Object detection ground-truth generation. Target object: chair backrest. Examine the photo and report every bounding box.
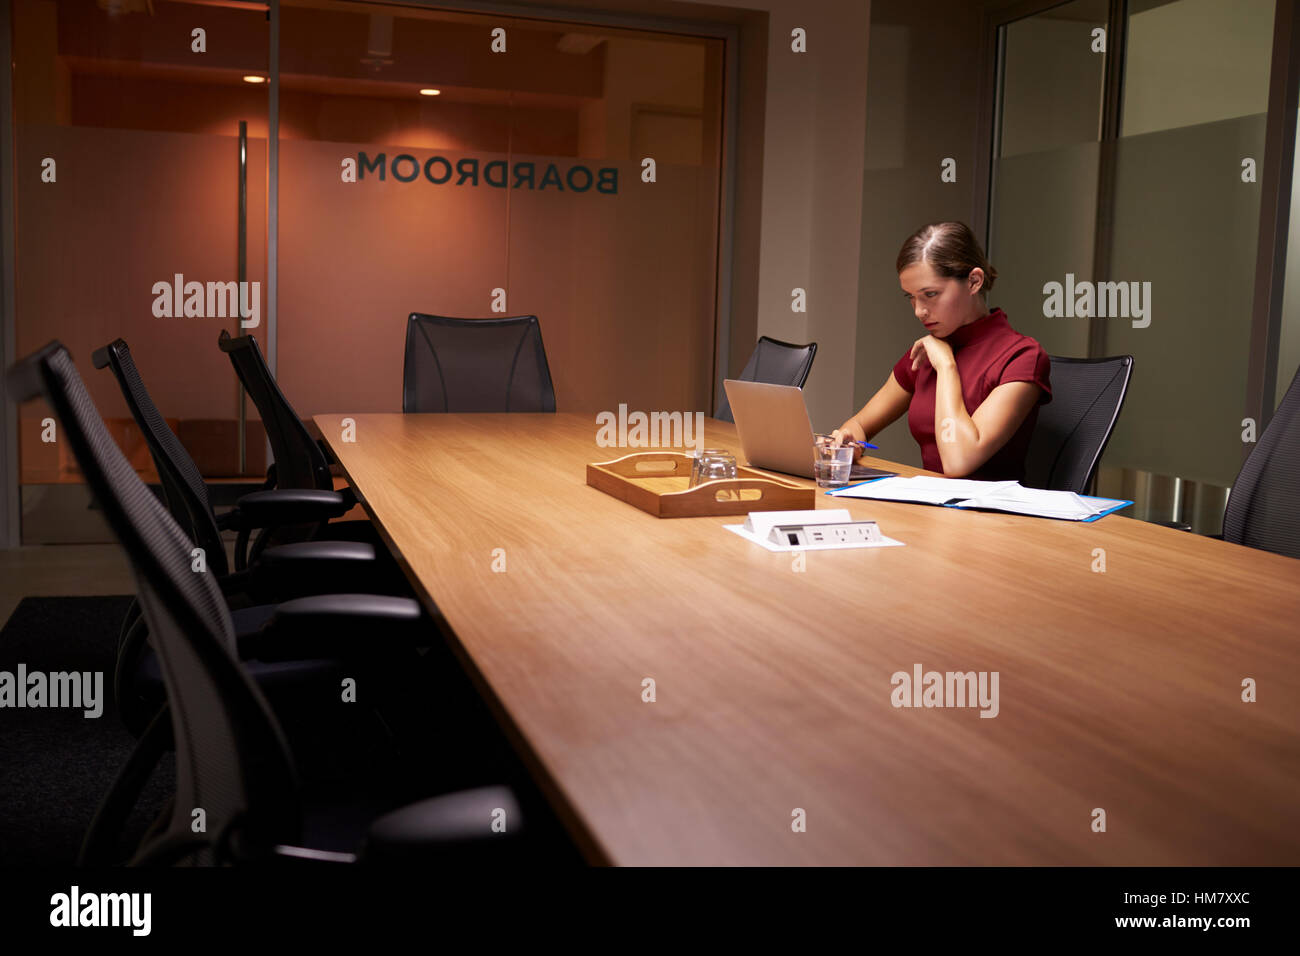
[403,313,556,413]
[1223,363,1300,558]
[715,336,818,423]
[92,338,228,578]
[1022,355,1133,494]
[218,330,332,492]
[6,342,300,864]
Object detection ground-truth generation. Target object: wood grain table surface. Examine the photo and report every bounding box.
[317,412,1300,866]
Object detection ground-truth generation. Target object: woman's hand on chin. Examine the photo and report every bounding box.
[909,334,956,374]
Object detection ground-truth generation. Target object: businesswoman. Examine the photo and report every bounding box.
[832,221,1051,481]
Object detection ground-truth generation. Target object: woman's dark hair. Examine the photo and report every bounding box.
[895,222,998,294]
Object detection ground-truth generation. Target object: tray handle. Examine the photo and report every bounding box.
[592,451,694,478]
[668,477,791,504]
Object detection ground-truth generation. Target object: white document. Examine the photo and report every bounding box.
[828,476,1128,521]
[827,476,1020,505]
[949,484,1126,520]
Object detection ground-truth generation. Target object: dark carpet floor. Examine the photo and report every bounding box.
[0,596,174,867]
[1,595,586,867]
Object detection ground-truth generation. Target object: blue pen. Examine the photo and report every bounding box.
[817,433,879,450]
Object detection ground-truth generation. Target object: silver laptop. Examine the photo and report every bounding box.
[723,380,896,482]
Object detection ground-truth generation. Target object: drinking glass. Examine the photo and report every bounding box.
[813,437,854,488]
[690,449,737,487]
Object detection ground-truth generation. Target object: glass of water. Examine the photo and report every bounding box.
[690,449,737,486]
[813,437,854,488]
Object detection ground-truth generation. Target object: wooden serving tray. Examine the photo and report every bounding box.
[586,451,814,518]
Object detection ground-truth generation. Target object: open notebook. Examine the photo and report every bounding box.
[826,476,1132,522]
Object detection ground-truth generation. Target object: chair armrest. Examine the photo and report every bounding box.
[241,593,424,660]
[360,786,523,864]
[90,343,116,369]
[229,488,351,529]
[222,541,383,603]
[257,540,376,565]
[270,846,357,864]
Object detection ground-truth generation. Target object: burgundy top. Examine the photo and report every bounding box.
[891,309,1052,481]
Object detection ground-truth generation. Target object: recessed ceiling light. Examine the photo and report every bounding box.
[419,88,441,96]
[243,75,266,84]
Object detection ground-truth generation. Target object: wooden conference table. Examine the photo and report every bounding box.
[317,412,1300,866]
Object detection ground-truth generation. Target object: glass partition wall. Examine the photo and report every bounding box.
[990,0,1107,360]
[988,0,1277,533]
[1104,0,1273,528]
[277,1,722,420]
[10,0,270,542]
[6,0,726,543]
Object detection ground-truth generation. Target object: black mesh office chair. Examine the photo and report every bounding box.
[403,313,556,413]
[218,330,387,569]
[93,338,383,593]
[92,338,413,741]
[6,342,523,866]
[1022,355,1133,495]
[1222,363,1300,559]
[714,336,818,423]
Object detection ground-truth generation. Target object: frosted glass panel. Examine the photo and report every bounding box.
[989,0,1274,519]
[1103,0,1273,488]
[276,1,723,419]
[989,142,1100,357]
[1123,0,1275,137]
[999,0,1107,158]
[276,141,715,416]
[14,126,268,427]
[9,0,269,542]
[1104,115,1267,487]
[989,0,1105,358]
